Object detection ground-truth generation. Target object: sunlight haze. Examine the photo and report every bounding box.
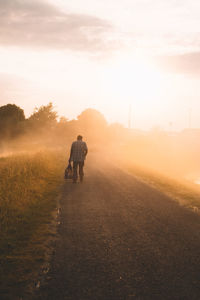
[0,0,200,130]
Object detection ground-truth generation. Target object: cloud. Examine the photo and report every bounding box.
[0,0,113,52]
[155,52,200,76]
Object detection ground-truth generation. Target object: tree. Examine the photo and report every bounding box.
[0,104,25,138]
[77,109,107,130]
[59,116,68,124]
[28,102,57,130]
[76,108,108,143]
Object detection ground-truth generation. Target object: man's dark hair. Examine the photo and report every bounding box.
[77,135,83,140]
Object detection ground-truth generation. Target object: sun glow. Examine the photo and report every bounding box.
[102,55,164,113]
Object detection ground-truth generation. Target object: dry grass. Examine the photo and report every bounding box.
[125,163,200,211]
[0,151,65,299]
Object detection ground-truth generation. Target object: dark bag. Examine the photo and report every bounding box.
[64,163,73,179]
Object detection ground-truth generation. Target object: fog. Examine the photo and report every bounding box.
[0,103,200,186]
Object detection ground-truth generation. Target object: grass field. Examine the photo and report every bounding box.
[126,164,200,212]
[1,150,200,299]
[0,151,65,299]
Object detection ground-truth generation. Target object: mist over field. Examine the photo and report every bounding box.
[0,102,200,183]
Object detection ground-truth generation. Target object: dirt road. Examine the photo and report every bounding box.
[37,162,200,299]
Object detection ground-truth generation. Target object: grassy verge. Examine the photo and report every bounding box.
[0,151,65,299]
[126,164,200,211]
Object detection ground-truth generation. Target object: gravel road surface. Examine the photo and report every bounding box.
[36,162,200,299]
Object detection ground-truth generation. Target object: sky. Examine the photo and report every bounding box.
[0,0,200,130]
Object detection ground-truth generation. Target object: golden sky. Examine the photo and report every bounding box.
[0,0,200,130]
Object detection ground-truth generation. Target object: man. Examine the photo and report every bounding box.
[69,135,88,183]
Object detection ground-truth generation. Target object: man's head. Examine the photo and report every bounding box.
[77,135,83,141]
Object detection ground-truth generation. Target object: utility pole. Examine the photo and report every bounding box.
[128,104,132,129]
[188,108,192,129]
[169,122,173,132]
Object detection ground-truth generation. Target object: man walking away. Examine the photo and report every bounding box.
[69,135,88,183]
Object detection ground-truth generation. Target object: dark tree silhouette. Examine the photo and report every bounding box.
[0,104,25,138]
[28,102,57,130]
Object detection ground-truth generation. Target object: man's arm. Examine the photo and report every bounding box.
[84,142,88,157]
[69,143,74,162]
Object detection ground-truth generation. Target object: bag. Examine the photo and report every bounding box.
[64,163,73,179]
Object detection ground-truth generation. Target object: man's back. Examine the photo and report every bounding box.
[70,140,88,162]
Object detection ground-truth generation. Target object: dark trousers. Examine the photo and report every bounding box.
[73,161,84,181]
